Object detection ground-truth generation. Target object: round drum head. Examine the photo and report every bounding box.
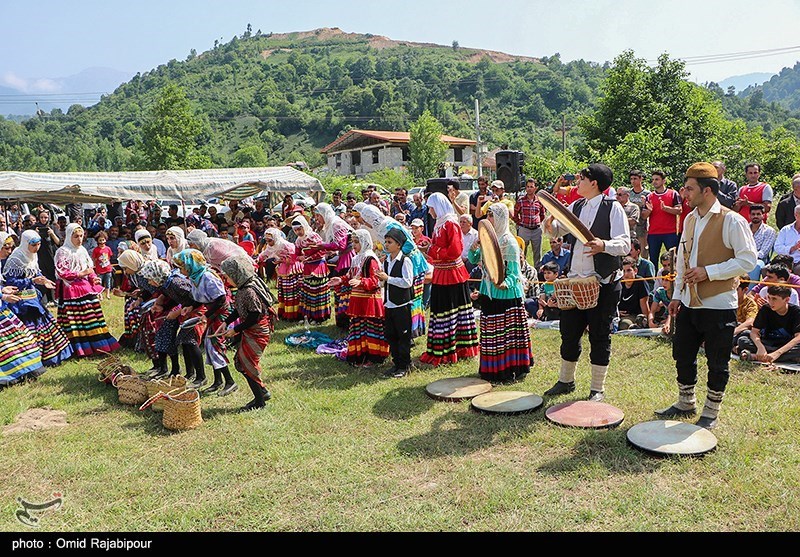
[180,316,203,330]
[545,400,625,429]
[536,190,595,245]
[471,391,543,415]
[477,220,505,286]
[626,420,718,457]
[425,377,492,402]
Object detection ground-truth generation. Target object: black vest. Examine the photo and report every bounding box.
[384,253,413,306]
[572,196,621,280]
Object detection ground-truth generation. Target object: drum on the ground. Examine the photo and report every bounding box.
[545,400,624,429]
[470,391,543,415]
[425,377,492,402]
[626,420,717,456]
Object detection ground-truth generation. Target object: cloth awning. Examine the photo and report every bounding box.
[0,167,324,203]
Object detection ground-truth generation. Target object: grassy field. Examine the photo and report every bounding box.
[1,295,799,532]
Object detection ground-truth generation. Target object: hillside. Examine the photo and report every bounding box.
[741,61,800,111]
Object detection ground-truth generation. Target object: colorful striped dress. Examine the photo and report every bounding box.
[0,297,45,386]
[296,232,331,324]
[316,206,355,330]
[258,233,302,322]
[345,255,389,365]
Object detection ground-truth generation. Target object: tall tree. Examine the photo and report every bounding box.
[407,110,447,182]
[136,82,212,170]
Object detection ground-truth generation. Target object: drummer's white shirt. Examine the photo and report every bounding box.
[551,194,631,284]
[673,200,757,310]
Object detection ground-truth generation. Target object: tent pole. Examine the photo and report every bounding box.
[181,200,186,221]
[3,203,8,234]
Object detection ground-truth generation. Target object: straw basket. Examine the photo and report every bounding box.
[97,354,134,385]
[112,373,149,406]
[145,376,187,412]
[554,276,600,311]
[139,388,203,431]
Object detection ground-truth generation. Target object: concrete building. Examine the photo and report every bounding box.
[320,129,476,177]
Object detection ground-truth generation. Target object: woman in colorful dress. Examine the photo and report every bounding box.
[0,232,14,271]
[418,193,479,366]
[313,202,354,329]
[331,229,388,367]
[355,203,428,339]
[113,247,143,348]
[165,226,188,267]
[467,204,532,383]
[257,228,302,321]
[2,230,73,366]
[0,277,45,386]
[54,223,120,357]
[292,215,331,324]
[134,229,160,261]
[218,255,277,411]
[173,249,232,390]
[186,229,248,270]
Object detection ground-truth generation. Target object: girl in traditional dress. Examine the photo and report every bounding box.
[54,223,120,357]
[313,202,354,329]
[331,229,388,367]
[113,246,142,348]
[418,193,479,366]
[173,249,232,390]
[257,227,302,321]
[218,255,276,411]
[292,215,331,324]
[165,226,188,267]
[116,249,159,365]
[2,230,73,366]
[355,203,428,338]
[0,277,45,386]
[467,204,532,383]
[134,229,160,261]
[186,229,248,270]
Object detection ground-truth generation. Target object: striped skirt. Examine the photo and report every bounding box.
[120,297,140,348]
[136,310,159,360]
[410,272,427,338]
[234,318,271,388]
[204,310,230,369]
[420,282,479,366]
[57,294,120,357]
[20,311,73,366]
[0,307,44,386]
[334,282,352,329]
[477,295,532,383]
[277,273,302,321]
[300,275,331,324]
[346,316,389,365]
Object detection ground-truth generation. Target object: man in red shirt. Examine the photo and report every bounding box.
[642,170,682,269]
[514,178,546,268]
[735,163,773,221]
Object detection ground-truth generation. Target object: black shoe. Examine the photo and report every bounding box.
[544,381,575,396]
[184,372,196,383]
[203,382,223,394]
[695,416,718,430]
[392,368,408,378]
[218,383,239,397]
[382,366,398,378]
[262,388,271,401]
[240,399,265,412]
[152,368,169,380]
[588,390,605,402]
[654,405,697,418]
[189,378,207,390]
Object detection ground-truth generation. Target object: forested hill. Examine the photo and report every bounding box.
[0,27,608,172]
[741,61,800,111]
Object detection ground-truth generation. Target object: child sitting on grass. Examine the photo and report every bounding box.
[735,284,800,363]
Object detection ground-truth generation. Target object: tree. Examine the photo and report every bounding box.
[231,144,268,167]
[452,40,459,50]
[407,110,447,182]
[137,82,212,170]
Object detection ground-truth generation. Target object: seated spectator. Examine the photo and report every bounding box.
[647,274,673,331]
[617,256,651,329]
[734,275,759,337]
[653,252,673,290]
[395,213,408,227]
[757,264,800,307]
[536,262,561,321]
[748,204,777,284]
[773,204,800,275]
[539,236,571,276]
[629,238,655,292]
[518,237,541,319]
[734,284,800,363]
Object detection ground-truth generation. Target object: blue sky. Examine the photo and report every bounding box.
[3,0,800,92]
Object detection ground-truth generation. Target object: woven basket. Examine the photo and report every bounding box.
[145,376,187,412]
[161,389,203,431]
[97,354,133,384]
[554,276,600,311]
[113,373,148,406]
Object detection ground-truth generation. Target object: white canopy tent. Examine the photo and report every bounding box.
[0,167,324,204]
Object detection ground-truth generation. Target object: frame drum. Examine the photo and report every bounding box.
[471,391,543,415]
[425,377,492,402]
[180,316,204,330]
[545,400,625,429]
[626,420,717,456]
[536,190,595,245]
[477,220,505,286]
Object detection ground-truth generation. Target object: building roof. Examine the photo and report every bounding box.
[321,129,476,154]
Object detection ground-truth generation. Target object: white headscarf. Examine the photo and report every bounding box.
[291,215,314,238]
[186,229,210,251]
[55,223,94,273]
[355,204,387,246]
[165,226,188,263]
[351,229,377,274]
[488,203,517,262]
[314,202,353,244]
[261,227,290,260]
[426,192,458,235]
[3,230,41,278]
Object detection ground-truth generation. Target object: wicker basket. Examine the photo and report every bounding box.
[145,376,187,412]
[97,354,134,385]
[161,389,203,431]
[113,373,149,406]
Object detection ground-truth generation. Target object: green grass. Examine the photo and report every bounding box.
[1,296,799,531]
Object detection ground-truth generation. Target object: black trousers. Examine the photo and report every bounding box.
[734,330,800,363]
[673,304,736,392]
[559,280,621,366]
[385,304,412,370]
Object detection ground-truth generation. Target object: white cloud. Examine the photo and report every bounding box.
[0,72,62,93]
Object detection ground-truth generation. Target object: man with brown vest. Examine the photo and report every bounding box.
[656,162,757,429]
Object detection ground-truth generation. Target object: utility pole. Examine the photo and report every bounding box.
[561,114,566,154]
[475,98,481,176]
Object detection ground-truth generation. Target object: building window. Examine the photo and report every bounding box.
[453,147,464,163]
[351,150,361,165]
[335,154,341,168]
[401,147,410,162]
[372,149,379,164]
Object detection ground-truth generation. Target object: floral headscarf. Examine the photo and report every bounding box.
[140,259,172,285]
[173,249,209,285]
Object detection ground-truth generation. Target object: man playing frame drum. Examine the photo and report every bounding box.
[655,162,757,429]
[543,164,631,402]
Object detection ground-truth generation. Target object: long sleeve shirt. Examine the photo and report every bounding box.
[384,253,414,309]
[773,223,800,265]
[751,222,777,262]
[673,202,758,310]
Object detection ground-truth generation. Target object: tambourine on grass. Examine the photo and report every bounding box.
[477,220,505,286]
[536,190,595,245]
